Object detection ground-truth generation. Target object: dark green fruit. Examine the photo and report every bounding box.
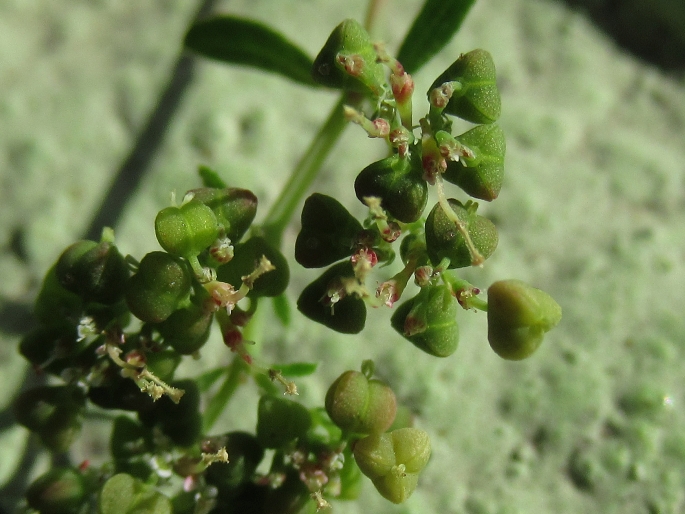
[353,428,431,504]
[487,280,562,360]
[205,432,265,491]
[354,155,427,223]
[141,380,202,447]
[311,18,386,97]
[424,199,498,268]
[55,240,129,304]
[125,252,192,324]
[297,261,366,334]
[14,386,85,453]
[444,123,506,201]
[391,285,459,357]
[26,467,86,514]
[429,49,501,124]
[144,349,182,382]
[295,193,363,268]
[110,416,152,460]
[216,237,289,297]
[325,370,397,435]
[156,305,213,355]
[256,395,311,449]
[19,326,80,376]
[155,199,219,258]
[187,187,257,243]
[34,264,83,328]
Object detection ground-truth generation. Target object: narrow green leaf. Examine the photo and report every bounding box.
[195,367,226,392]
[184,16,318,87]
[397,0,476,74]
[198,165,227,189]
[272,293,291,326]
[272,362,319,377]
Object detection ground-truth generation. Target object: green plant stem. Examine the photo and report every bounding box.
[202,355,247,433]
[261,95,352,249]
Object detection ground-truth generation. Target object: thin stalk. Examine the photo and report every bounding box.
[261,95,351,249]
[202,355,247,433]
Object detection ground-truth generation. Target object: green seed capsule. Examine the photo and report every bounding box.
[187,187,258,243]
[19,326,80,376]
[140,380,201,447]
[325,370,397,435]
[429,49,501,124]
[156,305,213,355]
[256,395,312,449]
[110,416,152,460]
[54,240,130,305]
[424,199,498,268]
[487,279,562,360]
[353,427,431,504]
[390,285,459,357]
[312,18,386,97]
[444,124,506,201]
[26,467,86,514]
[354,155,427,223]
[155,199,219,258]
[216,236,289,297]
[295,193,363,268]
[297,261,366,334]
[125,252,192,324]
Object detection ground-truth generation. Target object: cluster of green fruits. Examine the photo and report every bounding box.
[297,18,561,361]
[14,16,562,514]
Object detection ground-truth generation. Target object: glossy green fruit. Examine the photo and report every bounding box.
[312,18,386,97]
[125,252,192,324]
[295,193,363,268]
[256,395,312,449]
[99,473,172,514]
[487,280,562,360]
[110,416,152,460]
[155,199,219,258]
[187,187,257,242]
[325,370,397,435]
[429,49,501,124]
[144,349,182,382]
[390,285,459,357]
[156,305,213,355]
[216,236,289,297]
[354,155,427,223]
[26,467,86,514]
[424,199,498,268]
[353,428,431,504]
[297,261,366,334]
[19,326,80,376]
[55,240,129,304]
[444,123,506,201]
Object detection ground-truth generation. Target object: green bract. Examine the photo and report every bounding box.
[325,370,397,435]
[216,236,289,297]
[391,284,460,357]
[26,467,86,514]
[187,187,258,242]
[354,154,428,223]
[125,251,192,324]
[429,48,501,124]
[256,395,312,448]
[353,428,431,504]
[155,199,219,258]
[311,18,386,96]
[424,199,498,268]
[444,123,506,201]
[297,261,366,334]
[99,473,172,514]
[295,193,363,268]
[487,279,562,360]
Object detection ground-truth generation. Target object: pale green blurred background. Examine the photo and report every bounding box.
[1,0,684,512]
